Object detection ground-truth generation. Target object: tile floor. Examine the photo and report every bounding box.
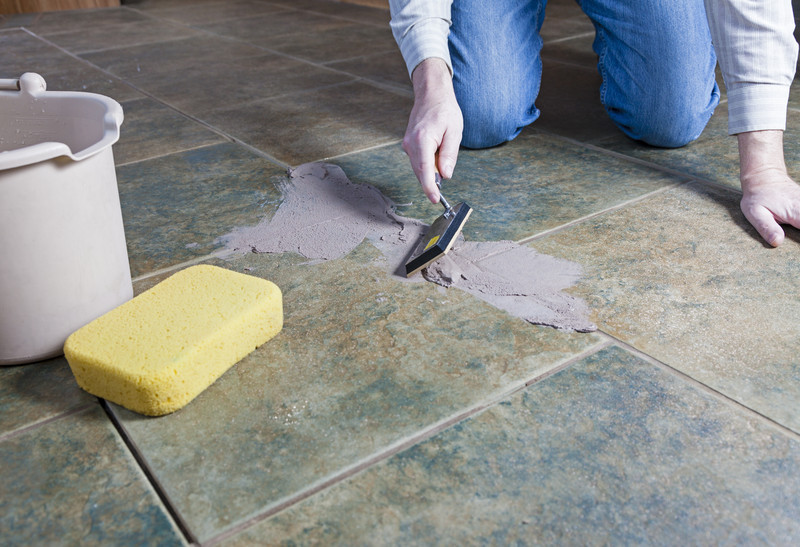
[2,0,800,544]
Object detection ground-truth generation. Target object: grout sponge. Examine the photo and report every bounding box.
[64,264,283,416]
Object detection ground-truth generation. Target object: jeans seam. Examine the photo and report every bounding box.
[594,26,609,109]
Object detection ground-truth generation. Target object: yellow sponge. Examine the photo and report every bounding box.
[64,265,283,416]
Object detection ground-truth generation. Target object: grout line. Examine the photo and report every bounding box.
[101,400,199,545]
[513,181,684,245]
[543,30,596,45]
[203,337,611,545]
[18,15,411,171]
[603,334,800,442]
[540,131,745,196]
[131,250,237,283]
[111,5,406,99]
[323,138,404,162]
[279,6,391,29]
[114,140,232,168]
[0,403,95,443]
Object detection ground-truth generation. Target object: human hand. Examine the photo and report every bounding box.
[403,58,463,203]
[740,169,800,246]
[737,130,800,247]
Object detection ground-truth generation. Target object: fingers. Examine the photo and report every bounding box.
[403,135,441,203]
[437,125,461,180]
[741,200,785,247]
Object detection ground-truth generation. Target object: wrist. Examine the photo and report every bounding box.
[737,130,788,190]
[411,58,453,98]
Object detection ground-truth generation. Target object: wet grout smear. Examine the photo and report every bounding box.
[220,162,596,332]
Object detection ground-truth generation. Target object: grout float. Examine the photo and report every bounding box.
[220,162,596,332]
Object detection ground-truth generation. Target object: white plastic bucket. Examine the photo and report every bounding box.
[0,73,133,365]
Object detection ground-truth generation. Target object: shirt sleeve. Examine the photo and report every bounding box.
[704,0,799,134]
[389,0,454,79]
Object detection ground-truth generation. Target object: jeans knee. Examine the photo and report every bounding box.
[458,91,539,149]
[609,83,720,148]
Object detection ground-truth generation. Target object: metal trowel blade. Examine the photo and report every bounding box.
[405,202,472,277]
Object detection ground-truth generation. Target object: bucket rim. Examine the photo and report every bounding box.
[0,73,124,171]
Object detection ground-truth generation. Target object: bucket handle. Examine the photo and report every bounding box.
[0,78,21,91]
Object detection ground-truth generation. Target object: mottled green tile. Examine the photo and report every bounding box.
[325,49,410,92]
[541,6,595,43]
[111,251,604,541]
[121,0,210,8]
[541,32,597,68]
[263,0,390,26]
[225,345,800,545]
[535,59,621,142]
[0,31,142,102]
[0,405,185,546]
[333,135,684,242]
[0,357,94,437]
[202,81,409,165]
[129,0,284,25]
[198,9,350,46]
[16,6,148,35]
[116,142,286,277]
[123,54,353,116]
[114,97,225,165]
[595,108,741,189]
[34,65,142,102]
[0,28,56,61]
[44,18,199,55]
[0,13,36,29]
[81,35,267,81]
[264,24,398,64]
[596,106,800,190]
[534,182,800,432]
[289,0,391,26]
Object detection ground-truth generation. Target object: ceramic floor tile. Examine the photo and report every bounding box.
[121,54,353,117]
[288,0,391,26]
[594,108,741,189]
[198,9,350,46]
[201,81,410,165]
[533,182,800,432]
[128,0,284,25]
[15,6,148,35]
[0,14,37,29]
[1,28,61,62]
[0,30,143,102]
[541,33,598,68]
[333,135,684,243]
[535,60,621,142]
[540,9,595,43]
[115,142,287,278]
[42,18,199,55]
[111,252,604,541]
[264,24,398,64]
[324,50,411,93]
[225,345,800,545]
[80,34,268,82]
[594,100,800,191]
[114,97,225,166]
[0,357,95,437]
[0,404,185,545]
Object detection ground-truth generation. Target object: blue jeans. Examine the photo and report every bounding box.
[449,0,721,149]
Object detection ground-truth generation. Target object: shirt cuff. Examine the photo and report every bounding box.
[398,17,452,79]
[726,84,791,134]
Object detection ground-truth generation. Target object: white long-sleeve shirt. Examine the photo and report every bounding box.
[389,0,799,135]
